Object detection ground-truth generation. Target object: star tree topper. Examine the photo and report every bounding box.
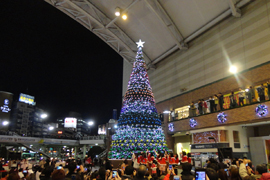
[136,39,145,48]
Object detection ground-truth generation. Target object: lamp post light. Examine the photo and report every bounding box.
[88,121,94,135]
[208,136,224,161]
[40,114,48,119]
[2,121,9,126]
[40,113,48,138]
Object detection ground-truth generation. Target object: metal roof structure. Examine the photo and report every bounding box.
[45,0,251,68]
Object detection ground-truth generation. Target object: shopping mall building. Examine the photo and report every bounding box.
[122,0,270,167]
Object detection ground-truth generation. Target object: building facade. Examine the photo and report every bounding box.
[121,0,270,166]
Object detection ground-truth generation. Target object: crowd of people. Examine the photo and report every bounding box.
[0,152,269,180]
[186,82,270,118]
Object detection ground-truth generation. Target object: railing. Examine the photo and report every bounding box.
[20,143,50,158]
[98,149,107,158]
[0,132,105,141]
[81,136,105,140]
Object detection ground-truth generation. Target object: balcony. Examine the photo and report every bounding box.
[167,100,270,133]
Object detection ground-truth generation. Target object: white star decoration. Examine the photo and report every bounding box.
[136,39,145,48]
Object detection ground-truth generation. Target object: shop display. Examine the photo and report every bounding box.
[108,40,167,159]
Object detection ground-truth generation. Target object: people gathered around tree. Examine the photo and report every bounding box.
[0,152,269,180]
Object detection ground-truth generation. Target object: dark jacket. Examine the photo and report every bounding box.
[133,177,147,180]
[65,173,81,180]
[181,174,194,180]
[122,175,133,180]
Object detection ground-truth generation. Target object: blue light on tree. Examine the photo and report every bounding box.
[108,40,168,159]
[217,112,227,123]
[255,104,268,117]
[189,118,197,128]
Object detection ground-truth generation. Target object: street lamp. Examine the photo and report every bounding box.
[2,121,9,126]
[41,114,48,119]
[88,121,94,126]
[88,121,94,135]
[208,136,224,161]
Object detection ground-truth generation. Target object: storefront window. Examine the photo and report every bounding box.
[233,131,240,148]
[219,130,228,142]
[233,131,240,142]
[193,131,219,144]
[175,106,190,120]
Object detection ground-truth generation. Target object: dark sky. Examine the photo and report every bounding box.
[0,0,124,133]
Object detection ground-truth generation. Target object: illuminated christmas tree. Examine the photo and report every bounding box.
[109,40,168,159]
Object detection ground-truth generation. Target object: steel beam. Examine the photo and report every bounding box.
[227,0,241,17]
[144,0,188,50]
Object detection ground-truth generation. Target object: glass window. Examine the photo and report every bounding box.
[193,131,219,144]
[175,106,190,120]
[233,131,240,143]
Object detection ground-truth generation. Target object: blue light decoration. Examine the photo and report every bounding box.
[108,40,168,159]
[255,104,268,117]
[189,118,197,128]
[217,112,227,123]
[168,123,174,131]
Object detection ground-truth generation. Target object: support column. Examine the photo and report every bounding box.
[74,147,77,159]
[83,145,86,158]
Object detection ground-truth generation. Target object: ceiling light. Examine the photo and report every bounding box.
[229,66,237,74]
[122,14,127,20]
[115,7,121,16]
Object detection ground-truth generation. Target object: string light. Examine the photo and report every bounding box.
[109,41,168,159]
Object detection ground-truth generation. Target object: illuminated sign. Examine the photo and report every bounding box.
[58,131,63,134]
[19,93,36,105]
[1,99,11,113]
[64,118,77,128]
[98,124,106,135]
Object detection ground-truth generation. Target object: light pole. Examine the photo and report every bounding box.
[208,136,224,162]
[88,121,94,135]
[40,113,48,138]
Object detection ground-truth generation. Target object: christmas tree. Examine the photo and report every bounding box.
[109,40,168,159]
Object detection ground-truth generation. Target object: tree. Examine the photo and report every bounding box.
[109,40,168,159]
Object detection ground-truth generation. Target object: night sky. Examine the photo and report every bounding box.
[0,0,124,133]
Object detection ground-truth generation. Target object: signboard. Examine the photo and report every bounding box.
[64,117,77,128]
[98,124,106,135]
[58,131,63,134]
[0,91,13,122]
[191,143,229,149]
[19,93,35,105]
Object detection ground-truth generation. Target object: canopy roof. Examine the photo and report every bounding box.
[45,0,250,67]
